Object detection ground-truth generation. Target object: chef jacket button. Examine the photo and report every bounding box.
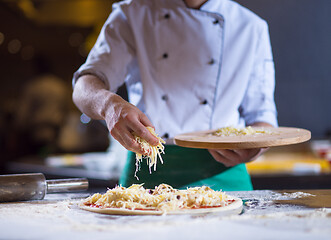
[163,53,168,59]
[201,99,208,105]
[213,19,219,24]
[208,59,215,65]
[164,13,170,19]
[163,133,169,139]
[161,95,168,101]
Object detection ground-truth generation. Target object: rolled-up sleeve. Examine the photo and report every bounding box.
[72,4,135,92]
[240,21,278,127]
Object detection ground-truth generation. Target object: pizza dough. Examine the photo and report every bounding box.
[79,184,243,216]
[79,196,243,216]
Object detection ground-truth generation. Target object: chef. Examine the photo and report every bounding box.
[72,0,278,191]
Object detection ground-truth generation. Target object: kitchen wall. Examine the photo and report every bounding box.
[235,0,331,138]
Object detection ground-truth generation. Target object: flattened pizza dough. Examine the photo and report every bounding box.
[79,196,243,216]
[79,184,243,216]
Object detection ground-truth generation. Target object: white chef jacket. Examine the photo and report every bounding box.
[73,0,278,141]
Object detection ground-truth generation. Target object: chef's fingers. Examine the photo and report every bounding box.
[127,117,159,146]
[208,149,239,167]
[139,112,155,130]
[248,147,269,161]
[234,148,268,162]
[209,148,264,167]
[111,125,146,155]
[217,149,242,165]
[232,149,261,162]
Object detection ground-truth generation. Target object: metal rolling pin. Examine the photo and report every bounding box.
[0,173,88,202]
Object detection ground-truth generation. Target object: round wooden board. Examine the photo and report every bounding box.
[79,197,243,216]
[174,127,311,149]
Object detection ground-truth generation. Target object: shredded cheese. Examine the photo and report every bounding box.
[213,126,269,137]
[83,184,231,213]
[133,127,165,180]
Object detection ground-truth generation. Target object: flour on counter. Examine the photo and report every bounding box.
[228,190,316,215]
[281,192,315,198]
[0,191,330,240]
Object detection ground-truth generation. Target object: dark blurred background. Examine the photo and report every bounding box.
[0,0,117,169]
[236,0,331,138]
[0,0,330,189]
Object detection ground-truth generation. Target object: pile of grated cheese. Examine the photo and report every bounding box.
[133,127,165,179]
[213,126,269,137]
[82,184,230,213]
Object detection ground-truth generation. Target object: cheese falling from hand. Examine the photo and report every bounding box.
[82,184,230,213]
[213,126,269,137]
[133,127,165,180]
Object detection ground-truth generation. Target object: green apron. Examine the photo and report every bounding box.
[119,145,253,191]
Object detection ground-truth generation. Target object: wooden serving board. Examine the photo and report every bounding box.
[174,127,311,149]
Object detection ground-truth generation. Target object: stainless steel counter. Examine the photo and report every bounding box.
[0,189,330,240]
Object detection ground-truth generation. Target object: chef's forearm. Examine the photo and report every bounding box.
[72,74,116,121]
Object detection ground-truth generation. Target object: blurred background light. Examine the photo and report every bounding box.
[68,32,84,47]
[8,39,21,54]
[0,32,4,45]
[80,113,91,124]
[21,45,35,60]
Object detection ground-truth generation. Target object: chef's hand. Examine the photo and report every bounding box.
[209,122,273,167]
[208,148,267,167]
[73,74,159,155]
[103,94,159,154]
